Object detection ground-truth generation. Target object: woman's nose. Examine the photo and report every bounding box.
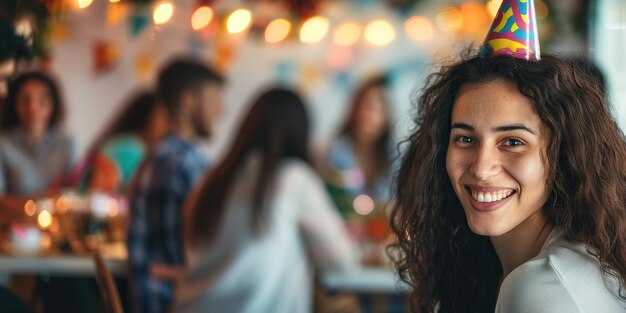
[470,145,501,181]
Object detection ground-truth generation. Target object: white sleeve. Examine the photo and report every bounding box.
[286,161,360,272]
[496,260,581,313]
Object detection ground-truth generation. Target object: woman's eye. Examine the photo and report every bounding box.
[504,138,523,146]
[456,136,473,144]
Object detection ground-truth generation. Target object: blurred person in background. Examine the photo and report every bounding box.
[323,75,396,218]
[0,71,72,216]
[73,90,169,193]
[171,87,359,313]
[0,20,31,103]
[0,70,76,312]
[127,58,224,313]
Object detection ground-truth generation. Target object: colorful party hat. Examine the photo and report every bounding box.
[480,0,540,60]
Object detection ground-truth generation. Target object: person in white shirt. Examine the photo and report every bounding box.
[388,52,626,313]
[171,87,359,313]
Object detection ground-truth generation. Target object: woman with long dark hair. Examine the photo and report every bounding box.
[171,87,358,313]
[324,75,395,216]
[389,52,626,312]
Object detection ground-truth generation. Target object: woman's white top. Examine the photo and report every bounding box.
[171,156,359,313]
[496,228,626,313]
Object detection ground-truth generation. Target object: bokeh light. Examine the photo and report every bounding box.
[191,6,213,30]
[227,9,253,34]
[299,16,330,44]
[353,194,375,215]
[364,19,396,46]
[436,6,464,33]
[334,22,362,46]
[487,0,503,18]
[38,210,52,229]
[56,196,70,215]
[460,2,490,34]
[404,16,434,42]
[24,200,36,217]
[265,18,292,43]
[153,2,174,25]
[77,0,94,9]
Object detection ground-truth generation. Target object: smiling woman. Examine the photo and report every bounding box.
[388,54,626,313]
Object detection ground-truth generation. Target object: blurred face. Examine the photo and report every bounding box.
[16,79,54,136]
[192,83,223,138]
[146,104,169,144]
[353,86,388,143]
[0,59,16,100]
[445,79,549,238]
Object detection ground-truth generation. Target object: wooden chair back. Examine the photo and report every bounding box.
[93,252,124,313]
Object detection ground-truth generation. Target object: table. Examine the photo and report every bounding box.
[0,242,127,277]
[0,254,408,294]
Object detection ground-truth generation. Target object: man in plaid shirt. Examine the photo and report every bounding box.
[127,59,224,313]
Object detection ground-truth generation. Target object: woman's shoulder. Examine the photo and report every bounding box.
[497,233,626,313]
[278,158,317,180]
[497,250,580,313]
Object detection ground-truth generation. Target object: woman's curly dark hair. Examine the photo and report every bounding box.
[389,53,626,313]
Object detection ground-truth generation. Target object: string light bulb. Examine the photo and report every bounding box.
[404,16,434,42]
[153,1,174,25]
[191,6,213,30]
[265,18,292,43]
[299,16,330,44]
[436,6,464,33]
[227,9,252,34]
[38,210,52,229]
[334,22,362,46]
[364,19,396,46]
[77,0,94,9]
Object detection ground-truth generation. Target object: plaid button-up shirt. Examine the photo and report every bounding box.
[127,134,209,313]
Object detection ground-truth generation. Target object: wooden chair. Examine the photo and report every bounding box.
[93,252,124,313]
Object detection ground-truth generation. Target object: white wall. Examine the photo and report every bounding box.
[51,1,451,161]
[595,0,626,129]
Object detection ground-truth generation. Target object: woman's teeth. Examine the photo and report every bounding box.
[471,190,513,203]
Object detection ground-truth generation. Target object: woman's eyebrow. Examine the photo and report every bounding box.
[450,122,473,131]
[493,123,537,136]
[451,122,538,136]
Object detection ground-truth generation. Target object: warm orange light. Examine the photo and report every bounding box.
[227,9,252,34]
[334,22,362,46]
[436,6,464,33]
[109,0,121,3]
[460,2,489,33]
[55,196,70,215]
[299,16,329,44]
[38,210,52,229]
[487,0,503,18]
[364,19,396,46]
[153,2,174,25]
[265,18,292,43]
[191,6,213,30]
[404,16,434,42]
[24,200,36,217]
[77,0,94,9]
